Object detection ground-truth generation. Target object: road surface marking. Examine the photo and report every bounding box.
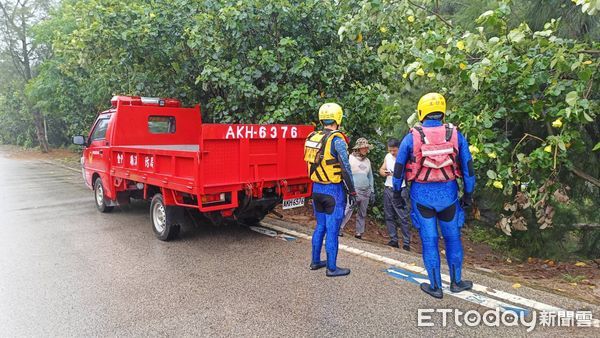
[250,226,298,242]
[385,267,529,316]
[276,234,297,242]
[249,226,278,237]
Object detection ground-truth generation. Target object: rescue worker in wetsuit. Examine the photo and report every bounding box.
[304,102,357,277]
[392,93,476,298]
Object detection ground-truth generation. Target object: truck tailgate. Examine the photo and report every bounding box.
[200,124,313,190]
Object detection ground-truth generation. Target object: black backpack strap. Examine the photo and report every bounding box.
[444,123,454,142]
[307,131,325,177]
[414,126,427,144]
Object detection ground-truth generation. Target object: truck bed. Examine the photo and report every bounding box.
[108,124,313,210]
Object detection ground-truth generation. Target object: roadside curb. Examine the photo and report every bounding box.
[42,160,81,174]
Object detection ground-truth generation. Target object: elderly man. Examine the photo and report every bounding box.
[340,137,375,239]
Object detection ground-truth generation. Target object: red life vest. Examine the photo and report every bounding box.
[405,123,462,183]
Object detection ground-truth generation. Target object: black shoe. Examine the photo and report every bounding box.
[309,261,326,270]
[450,280,473,293]
[326,267,351,277]
[387,240,399,248]
[354,234,362,239]
[420,283,443,299]
[402,244,411,251]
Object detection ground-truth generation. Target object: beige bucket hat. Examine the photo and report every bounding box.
[352,137,374,150]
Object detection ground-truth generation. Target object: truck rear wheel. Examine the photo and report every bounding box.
[150,193,181,241]
[94,178,114,213]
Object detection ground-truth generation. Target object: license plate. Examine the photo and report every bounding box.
[283,197,305,210]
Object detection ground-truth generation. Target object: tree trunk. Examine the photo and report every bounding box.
[32,111,49,153]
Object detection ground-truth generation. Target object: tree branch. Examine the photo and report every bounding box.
[0,1,19,34]
[583,63,598,100]
[570,167,600,188]
[573,223,600,228]
[511,132,544,162]
[406,0,453,28]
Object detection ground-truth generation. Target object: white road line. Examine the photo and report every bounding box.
[261,221,600,327]
[386,268,529,315]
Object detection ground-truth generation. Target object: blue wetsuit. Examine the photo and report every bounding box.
[311,135,354,271]
[393,119,475,289]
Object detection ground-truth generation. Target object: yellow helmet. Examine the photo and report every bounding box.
[417,92,446,121]
[318,102,343,126]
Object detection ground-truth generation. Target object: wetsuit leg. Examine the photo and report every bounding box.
[311,192,335,265]
[411,200,442,290]
[311,184,346,271]
[324,212,340,271]
[324,186,346,271]
[439,201,465,283]
[311,211,327,264]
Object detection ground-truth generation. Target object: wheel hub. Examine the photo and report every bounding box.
[96,184,103,206]
[153,202,167,233]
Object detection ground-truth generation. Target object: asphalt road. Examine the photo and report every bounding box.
[0,152,598,337]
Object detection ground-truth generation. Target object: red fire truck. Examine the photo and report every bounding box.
[73,96,313,240]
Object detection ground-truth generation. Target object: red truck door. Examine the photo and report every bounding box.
[83,115,112,187]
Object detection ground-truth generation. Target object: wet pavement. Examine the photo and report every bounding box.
[0,152,597,336]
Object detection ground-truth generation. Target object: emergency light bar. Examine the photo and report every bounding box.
[110,95,181,108]
[140,97,164,106]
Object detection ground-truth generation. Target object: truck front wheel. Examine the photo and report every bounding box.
[150,193,181,241]
[94,178,114,213]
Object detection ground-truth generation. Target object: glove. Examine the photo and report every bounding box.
[369,192,375,205]
[348,192,357,208]
[393,190,406,208]
[461,192,473,208]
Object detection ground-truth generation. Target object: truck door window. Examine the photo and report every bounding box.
[90,118,110,141]
[148,116,176,134]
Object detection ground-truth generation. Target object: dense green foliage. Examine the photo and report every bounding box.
[0,0,598,258]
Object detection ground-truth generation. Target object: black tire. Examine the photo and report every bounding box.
[150,193,181,241]
[94,178,114,213]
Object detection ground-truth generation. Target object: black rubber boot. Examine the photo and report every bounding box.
[420,283,443,299]
[326,267,351,277]
[309,261,326,270]
[449,265,473,293]
[450,280,473,293]
[387,240,399,248]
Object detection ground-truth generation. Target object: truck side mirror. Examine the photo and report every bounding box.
[73,135,87,146]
